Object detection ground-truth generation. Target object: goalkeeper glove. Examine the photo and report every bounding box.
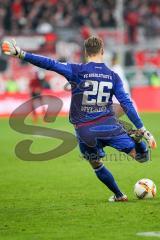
[139,127,157,149]
[1,39,25,59]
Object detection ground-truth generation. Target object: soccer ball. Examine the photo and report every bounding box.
[134,178,156,199]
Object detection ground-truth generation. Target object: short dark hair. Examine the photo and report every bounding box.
[84,36,104,57]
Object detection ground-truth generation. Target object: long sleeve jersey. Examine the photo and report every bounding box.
[24,53,143,129]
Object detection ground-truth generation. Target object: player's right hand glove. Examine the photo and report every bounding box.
[1,39,25,58]
[139,127,157,149]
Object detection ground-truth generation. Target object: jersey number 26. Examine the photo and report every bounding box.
[82,80,113,106]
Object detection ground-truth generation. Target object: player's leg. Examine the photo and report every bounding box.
[112,103,124,118]
[30,92,40,123]
[105,132,150,201]
[108,133,149,163]
[78,140,127,201]
[31,99,38,123]
[31,92,44,123]
[39,95,46,122]
[89,159,127,200]
[108,116,150,163]
[112,101,137,119]
[129,141,149,162]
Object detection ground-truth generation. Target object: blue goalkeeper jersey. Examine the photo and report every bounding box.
[24,53,143,129]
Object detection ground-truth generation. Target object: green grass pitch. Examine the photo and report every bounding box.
[0,113,160,240]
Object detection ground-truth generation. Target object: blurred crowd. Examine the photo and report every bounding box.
[0,0,117,35]
[124,0,160,42]
[0,0,159,42]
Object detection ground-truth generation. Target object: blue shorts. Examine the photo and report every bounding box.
[75,116,135,160]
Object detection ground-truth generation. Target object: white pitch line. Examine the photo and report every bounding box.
[137,232,160,237]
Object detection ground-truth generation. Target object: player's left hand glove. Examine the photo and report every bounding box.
[139,127,157,149]
[1,39,25,59]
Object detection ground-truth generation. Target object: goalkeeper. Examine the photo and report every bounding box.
[1,37,156,202]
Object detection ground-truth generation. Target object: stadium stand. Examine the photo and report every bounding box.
[0,0,159,42]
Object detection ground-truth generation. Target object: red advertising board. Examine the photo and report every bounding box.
[0,90,71,117]
[132,86,160,111]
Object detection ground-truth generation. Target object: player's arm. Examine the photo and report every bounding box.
[1,39,73,80]
[113,72,156,149]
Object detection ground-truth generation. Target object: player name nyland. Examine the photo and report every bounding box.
[81,105,107,113]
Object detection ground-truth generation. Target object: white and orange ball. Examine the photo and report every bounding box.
[134,179,156,199]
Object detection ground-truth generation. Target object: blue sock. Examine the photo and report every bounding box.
[95,165,123,198]
[135,141,147,154]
